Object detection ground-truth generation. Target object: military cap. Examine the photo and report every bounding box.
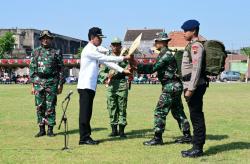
[39,30,54,40]
[154,32,171,41]
[111,37,122,44]
[181,19,200,31]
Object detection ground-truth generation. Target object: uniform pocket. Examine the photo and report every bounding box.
[173,82,183,93]
[163,83,174,93]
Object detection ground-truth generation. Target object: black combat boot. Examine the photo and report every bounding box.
[119,125,127,138]
[109,125,118,137]
[175,130,192,144]
[181,145,203,158]
[35,125,46,137]
[47,125,55,137]
[143,132,163,146]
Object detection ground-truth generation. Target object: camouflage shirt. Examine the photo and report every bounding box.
[137,47,179,85]
[98,52,128,91]
[29,46,65,86]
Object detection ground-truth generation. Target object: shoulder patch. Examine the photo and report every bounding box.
[192,45,198,54]
[192,58,198,65]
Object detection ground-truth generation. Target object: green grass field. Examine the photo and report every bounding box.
[0,83,250,164]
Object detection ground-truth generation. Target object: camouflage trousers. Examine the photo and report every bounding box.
[106,90,128,126]
[154,82,190,134]
[34,83,58,126]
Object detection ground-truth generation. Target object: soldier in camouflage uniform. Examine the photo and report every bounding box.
[29,30,65,137]
[100,37,129,138]
[136,32,191,146]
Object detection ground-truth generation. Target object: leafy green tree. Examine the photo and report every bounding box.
[0,32,15,58]
[240,47,250,83]
[77,47,84,58]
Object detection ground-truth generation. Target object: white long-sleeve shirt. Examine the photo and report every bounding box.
[77,42,124,91]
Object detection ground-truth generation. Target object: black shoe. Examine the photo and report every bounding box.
[119,125,127,138]
[143,133,163,146]
[175,131,192,144]
[79,137,100,145]
[181,146,203,158]
[109,125,118,137]
[47,126,56,137]
[35,125,46,137]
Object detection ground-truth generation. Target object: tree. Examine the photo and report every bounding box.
[77,47,84,58]
[240,47,250,83]
[0,32,15,58]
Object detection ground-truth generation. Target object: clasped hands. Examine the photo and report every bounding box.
[123,54,138,76]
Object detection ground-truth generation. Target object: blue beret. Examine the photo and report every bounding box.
[181,20,200,31]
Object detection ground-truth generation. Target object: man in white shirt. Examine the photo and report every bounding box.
[77,27,132,145]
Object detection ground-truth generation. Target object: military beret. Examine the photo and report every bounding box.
[181,20,200,31]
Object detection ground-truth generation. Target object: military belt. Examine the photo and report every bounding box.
[161,76,181,85]
[111,74,126,80]
[182,73,192,82]
[37,73,57,79]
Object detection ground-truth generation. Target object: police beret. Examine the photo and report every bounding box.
[181,20,200,31]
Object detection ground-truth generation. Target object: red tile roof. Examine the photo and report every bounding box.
[168,31,206,48]
[124,29,206,48]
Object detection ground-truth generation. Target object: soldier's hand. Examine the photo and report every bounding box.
[123,54,133,61]
[31,85,35,95]
[122,69,132,76]
[184,90,193,98]
[104,77,110,87]
[57,85,63,94]
[129,60,138,71]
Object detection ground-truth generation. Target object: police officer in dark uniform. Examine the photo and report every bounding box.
[180,20,207,157]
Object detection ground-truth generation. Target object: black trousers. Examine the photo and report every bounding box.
[185,84,207,147]
[78,89,96,141]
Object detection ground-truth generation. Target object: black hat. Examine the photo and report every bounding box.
[88,27,106,38]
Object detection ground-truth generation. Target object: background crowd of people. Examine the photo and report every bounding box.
[0,73,30,84]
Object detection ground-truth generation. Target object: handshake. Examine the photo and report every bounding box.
[122,54,138,76]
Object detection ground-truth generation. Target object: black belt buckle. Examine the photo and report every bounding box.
[182,74,191,82]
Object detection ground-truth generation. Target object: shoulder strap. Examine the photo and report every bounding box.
[185,43,192,62]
